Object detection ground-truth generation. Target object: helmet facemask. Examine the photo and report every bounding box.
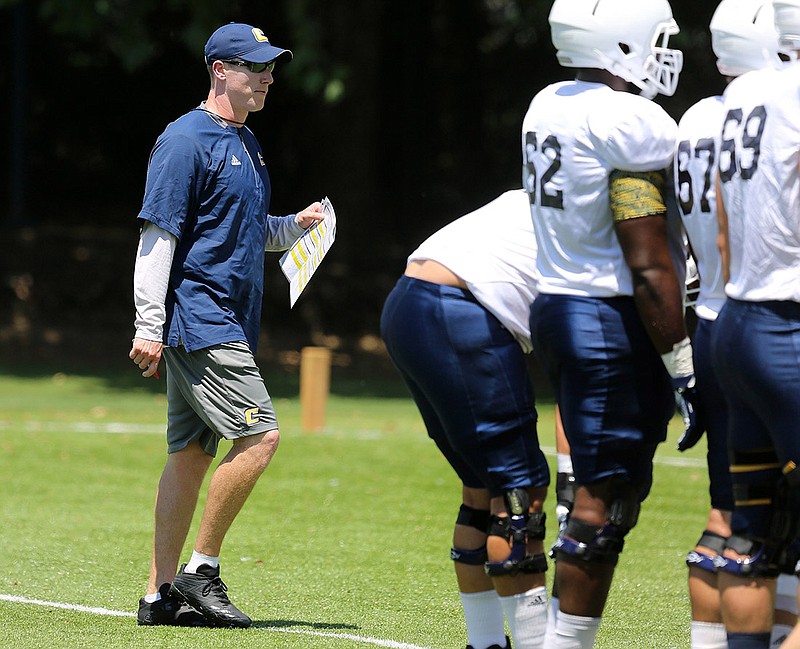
[604,20,682,99]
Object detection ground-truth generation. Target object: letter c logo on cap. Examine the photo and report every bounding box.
[252,28,269,43]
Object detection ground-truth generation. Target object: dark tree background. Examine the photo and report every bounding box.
[0,0,722,372]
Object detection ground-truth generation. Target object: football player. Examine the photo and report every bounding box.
[522,1,695,646]
[673,2,796,647]
[710,1,800,648]
[380,190,551,649]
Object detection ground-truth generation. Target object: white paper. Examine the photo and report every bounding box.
[279,197,337,307]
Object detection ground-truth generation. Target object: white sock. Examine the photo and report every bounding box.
[459,590,506,649]
[545,595,559,645]
[552,611,601,649]
[690,621,727,649]
[771,624,793,648]
[499,586,548,649]
[143,591,161,603]
[557,454,574,474]
[184,550,219,574]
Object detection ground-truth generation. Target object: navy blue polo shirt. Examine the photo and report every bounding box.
[138,108,272,353]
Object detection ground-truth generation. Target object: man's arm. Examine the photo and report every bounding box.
[264,202,326,251]
[129,221,176,378]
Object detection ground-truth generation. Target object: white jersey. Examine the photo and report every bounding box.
[521,80,678,297]
[719,64,800,302]
[674,95,727,320]
[408,189,538,353]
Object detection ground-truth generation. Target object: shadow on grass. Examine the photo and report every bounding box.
[252,619,359,630]
[0,351,414,400]
[0,332,555,401]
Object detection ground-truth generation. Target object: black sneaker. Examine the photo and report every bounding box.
[467,636,511,649]
[137,583,211,626]
[169,564,252,628]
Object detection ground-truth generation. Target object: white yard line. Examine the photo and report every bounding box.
[0,593,435,649]
[0,594,135,617]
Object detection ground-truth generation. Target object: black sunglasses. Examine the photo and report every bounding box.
[222,59,276,74]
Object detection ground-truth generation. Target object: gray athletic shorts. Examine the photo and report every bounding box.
[163,341,279,456]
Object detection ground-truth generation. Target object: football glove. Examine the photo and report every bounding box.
[673,376,706,452]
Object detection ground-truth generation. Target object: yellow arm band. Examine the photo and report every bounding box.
[609,169,667,222]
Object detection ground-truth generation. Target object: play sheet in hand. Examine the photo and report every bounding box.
[279,197,337,307]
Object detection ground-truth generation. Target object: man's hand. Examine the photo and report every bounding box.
[295,202,326,229]
[129,337,163,378]
[674,378,705,452]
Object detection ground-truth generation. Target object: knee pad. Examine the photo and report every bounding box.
[484,488,548,577]
[451,504,490,565]
[553,480,640,566]
[716,461,800,578]
[686,530,727,574]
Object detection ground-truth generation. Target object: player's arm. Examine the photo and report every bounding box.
[715,173,731,285]
[129,221,176,378]
[612,169,705,449]
[611,169,688,353]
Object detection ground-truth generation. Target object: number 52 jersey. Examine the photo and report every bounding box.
[521,80,678,298]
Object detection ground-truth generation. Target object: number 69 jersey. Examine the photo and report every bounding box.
[718,64,800,302]
[522,79,677,298]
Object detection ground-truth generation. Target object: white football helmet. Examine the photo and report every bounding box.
[773,0,800,52]
[549,0,683,99]
[710,0,783,76]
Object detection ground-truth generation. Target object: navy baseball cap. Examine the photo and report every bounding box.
[204,23,293,64]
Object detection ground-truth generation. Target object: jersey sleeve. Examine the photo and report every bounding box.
[591,97,678,173]
[137,129,207,240]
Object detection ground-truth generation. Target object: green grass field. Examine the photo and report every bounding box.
[0,366,710,648]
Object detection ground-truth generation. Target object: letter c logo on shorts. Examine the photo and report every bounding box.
[245,408,260,425]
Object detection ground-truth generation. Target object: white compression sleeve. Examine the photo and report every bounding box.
[133,221,176,341]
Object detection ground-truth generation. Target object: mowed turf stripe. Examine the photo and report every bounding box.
[0,421,708,468]
[0,594,435,649]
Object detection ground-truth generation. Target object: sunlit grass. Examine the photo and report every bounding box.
[0,370,707,648]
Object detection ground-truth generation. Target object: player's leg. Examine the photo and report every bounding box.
[687,510,731,648]
[381,277,511,649]
[771,573,798,648]
[431,291,549,649]
[454,487,509,649]
[745,302,800,648]
[772,594,800,649]
[532,294,673,648]
[382,276,550,648]
[712,300,800,648]
[554,404,575,534]
[485,486,548,649]
[545,404,573,639]
[687,316,732,649]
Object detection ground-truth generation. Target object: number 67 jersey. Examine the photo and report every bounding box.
[674,95,727,321]
[522,80,678,298]
[718,64,800,302]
